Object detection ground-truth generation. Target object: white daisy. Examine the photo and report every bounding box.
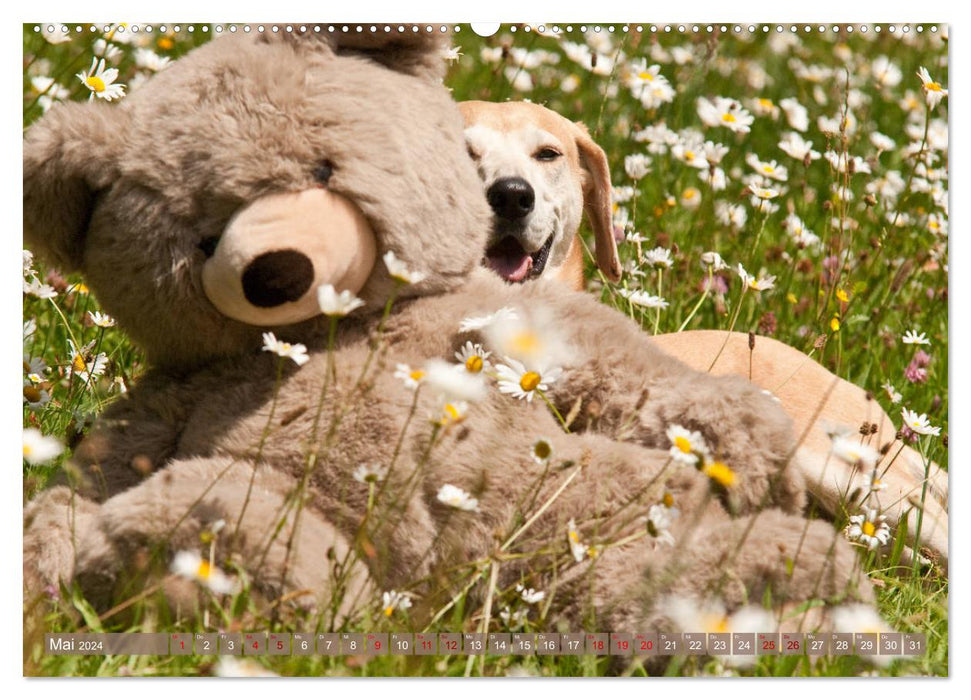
[23,381,51,409]
[353,462,388,483]
[170,550,238,594]
[567,518,587,562]
[831,436,880,470]
[666,424,710,466]
[494,358,562,403]
[317,284,365,317]
[134,48,171,72]
[901,330,930,346]
[779,98,809,132]
[871,56,902,88]
[88,311,116,328]
[516,583,546,605]
[646,503,678,547]
[454,341,491,374]
[23,428,63,465]
[500,606,529,629]
[643,246,674,270]
[442,45,463,63]
[423,359,487,403]
[881,381,902,404]
[700,251,728,271]
[778,131,821,162]
[715,202,747,229]
[382,590,413,616]
[67,339,108,383]
[697,96,754,134]
[917,67,948,109]
[745,153,788,182]
[617,288,669,309]
[436,484,479,512]
[531,438,554,464]
[901,408,941,436]
[846,509,891,550]
[393,363,426,390]
[261,332,310,366]
[458,306,518,333]
[24,277,58,299]
[76,57,126,101]
[664,596,775,668]
[93,38,122,63]
[737,264,776,292]
[383,250,427,285]
[624,153,652,180]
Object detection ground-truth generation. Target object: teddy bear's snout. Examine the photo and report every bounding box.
[201,189,377,327]
[241,249,315,308]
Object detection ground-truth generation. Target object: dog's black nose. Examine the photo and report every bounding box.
[487,177,535,221]
[241,249,314,308]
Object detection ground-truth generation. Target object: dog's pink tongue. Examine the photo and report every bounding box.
[486,237,533,282]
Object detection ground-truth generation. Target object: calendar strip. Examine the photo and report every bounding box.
[44,632,925,657]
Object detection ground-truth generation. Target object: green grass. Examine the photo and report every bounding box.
[22,23,948,677]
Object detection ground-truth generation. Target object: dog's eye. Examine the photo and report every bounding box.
[198,235,221,259]
[313,160,335,185]
[534,147,562,162]
[466,146,480,161]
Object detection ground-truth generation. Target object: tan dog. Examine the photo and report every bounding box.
[459,100,621,288]
[460,100,949,568]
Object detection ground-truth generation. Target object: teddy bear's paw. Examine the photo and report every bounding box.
[69,456,373,619]
[23,486,103,599]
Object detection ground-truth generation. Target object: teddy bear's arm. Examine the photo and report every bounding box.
[71,370,196,501]
[531,288,806,514]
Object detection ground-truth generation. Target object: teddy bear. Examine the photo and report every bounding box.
[23,29,872,650]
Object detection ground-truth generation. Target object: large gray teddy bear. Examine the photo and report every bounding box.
[23,30,871,642]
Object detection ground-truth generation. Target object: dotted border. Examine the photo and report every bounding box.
[32,23,941,36]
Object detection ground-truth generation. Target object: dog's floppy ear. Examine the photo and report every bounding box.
[23,101,128,272]
[280,27,449,83]
[572,121,622,282]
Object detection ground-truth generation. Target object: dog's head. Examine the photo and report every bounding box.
[459,101,622,285]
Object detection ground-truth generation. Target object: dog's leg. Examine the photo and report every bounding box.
[652,330,949,568]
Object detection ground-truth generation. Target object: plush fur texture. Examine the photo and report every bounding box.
[23,30,871,637]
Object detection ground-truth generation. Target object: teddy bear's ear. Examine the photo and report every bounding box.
[278,27,450,82]
[23,101,128,272]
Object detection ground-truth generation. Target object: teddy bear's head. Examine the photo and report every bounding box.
[24,30,492,368]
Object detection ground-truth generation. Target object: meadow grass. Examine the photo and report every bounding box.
[22,23,948,677]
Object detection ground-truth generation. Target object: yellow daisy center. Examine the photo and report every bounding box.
[684,150,695,160]
[443,403,463,422]
[533,441,552,460]
[410,370,425,382]
[722,113,737,123]
[384,606,394,617]
[520,371,541,392]
[510,331,541,356]
[638,71,655,81]
[72,355,88,373]
[157,37,174,50]
[569,530,580,543]
[763,165,775,174]
[674,436,692,453]
[85,75,106,93]
[704,615,729,634]
[662,492,674,509]
[465,355,484,373]
[759,98,774,108]
[703,462,736,488]
[23,444,33,457]
[862,521,876,537]
[684,188,699,200]
[926,82,942,92]
[196,561,211,580]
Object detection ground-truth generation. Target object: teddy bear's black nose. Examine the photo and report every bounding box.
[241,249,315,308]
[487,177,535,221]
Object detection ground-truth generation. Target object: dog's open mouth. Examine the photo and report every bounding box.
[485,233,555,283]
